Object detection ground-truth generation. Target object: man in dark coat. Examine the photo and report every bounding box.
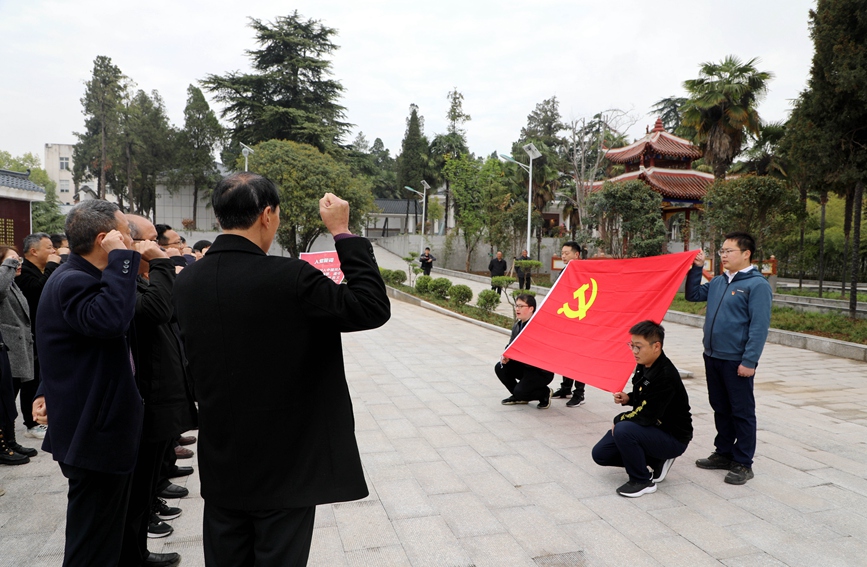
[514,249,532,290]
[488,250,508,294]
[495,294,554,408]
[173,173,391,566]
[34,200,142,567]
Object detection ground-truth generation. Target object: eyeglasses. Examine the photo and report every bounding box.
[515,304,529,309]
[718,248,744,256]
[627,341,658,352]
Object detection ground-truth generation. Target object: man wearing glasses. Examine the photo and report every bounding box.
[592,321,692,497]
[495,294,554,409]
[685,232,772,485]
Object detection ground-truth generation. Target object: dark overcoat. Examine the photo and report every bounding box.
[173,234,390,510]
[36,251,143,474]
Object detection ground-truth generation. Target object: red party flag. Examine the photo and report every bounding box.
[299,251,345,284]
[503,250,698,393]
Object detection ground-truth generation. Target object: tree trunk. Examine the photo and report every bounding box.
[842,185,853,297]
[849,181,863,318]
[192,180,199,228]
[798,182,808,289]
[819,192,827,297]
[99,113,107,200]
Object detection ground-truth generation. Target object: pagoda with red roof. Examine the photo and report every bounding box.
[592,117,714,250]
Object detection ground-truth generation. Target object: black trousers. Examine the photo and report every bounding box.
[557,377,585,396]
[12,375,39,429]
[592,422,688,483]
[59,462,133,567]
[119,437,173,567]
[495,360,553,402]
[156,439,180,492]
[704,355,757,467]
[518,274,531,290]
[203,501,316,567]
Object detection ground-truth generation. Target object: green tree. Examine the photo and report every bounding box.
[446,88,471,137]
[31,186,66,234]
[649,96,688,134]
[681,55,773,179]
[587,180,667,258]
[443,154,484,271]
[173,85,224,227]
[202,11,349,157]
[396,104,429,194]
[74,55,127,199]
[243,140,374,257]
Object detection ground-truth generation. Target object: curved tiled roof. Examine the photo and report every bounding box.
[374,198,421,215]
[0,169,46,194]
[605,119,702,164]
[591,167,714,201]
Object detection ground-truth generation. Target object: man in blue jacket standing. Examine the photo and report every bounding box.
[685,232,772,485]
[33,200,143,566]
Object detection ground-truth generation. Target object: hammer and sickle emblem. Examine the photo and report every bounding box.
[557,278,598,320]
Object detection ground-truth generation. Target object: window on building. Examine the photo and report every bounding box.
[59,157,70,170]
[59,180,70,193]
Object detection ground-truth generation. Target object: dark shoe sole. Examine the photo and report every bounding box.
[566,398,585,408]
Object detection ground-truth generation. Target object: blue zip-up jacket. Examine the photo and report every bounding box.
[684,265,772,369]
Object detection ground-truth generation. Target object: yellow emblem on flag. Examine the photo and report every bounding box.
[557,278,598,320]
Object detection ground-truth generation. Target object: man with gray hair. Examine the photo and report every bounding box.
[32,200,144,567]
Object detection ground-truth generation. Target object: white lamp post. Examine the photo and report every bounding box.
[240,142,254,171]
[405,181,430,256]
[499,142,541,254]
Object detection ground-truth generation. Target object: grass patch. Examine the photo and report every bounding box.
[669,293,867,345]
[391,284,514,330]
[777,288,867,302]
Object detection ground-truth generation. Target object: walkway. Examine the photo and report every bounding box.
[2,245,867,566]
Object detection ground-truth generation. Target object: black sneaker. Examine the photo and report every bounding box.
[8,442,37,458]
[617,479,657,497]
[565,395,585,408]
[551,388,570,399]
[695,452,733,470]
[537,387,552,409]
[147,514,174,538]
[154,497,182,521]
[501,397,528,405]
[724,463,754,485]
[652,458,675,483]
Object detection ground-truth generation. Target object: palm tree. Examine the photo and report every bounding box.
[681,55,773,179]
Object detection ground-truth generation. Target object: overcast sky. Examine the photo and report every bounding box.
[1,0,817,166]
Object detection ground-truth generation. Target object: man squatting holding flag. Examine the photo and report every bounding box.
[592,320,693,497]
[496,294,554,409]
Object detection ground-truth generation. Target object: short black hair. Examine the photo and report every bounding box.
[193,240,212,253]
[50,233,67,248]
[629,320,664,346]
[155,224,172,245]
[66,200,121,255]
[723,231,756,259]
[212,173,281,230]
[424,247,430,251]
[516,293,536,310]
[563,241,581,253]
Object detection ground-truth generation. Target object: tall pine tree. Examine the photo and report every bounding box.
[396,104,429,192]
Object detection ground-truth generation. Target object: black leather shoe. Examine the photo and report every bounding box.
[0,449,29,465]
[9,442,37,458]
[157,483,189,499]
[142,551,181,566]
[168,466,194,478]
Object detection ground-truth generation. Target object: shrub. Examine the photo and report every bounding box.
[511,289,536,298]
[379,268,407,286]
[449,284,473,306]
[429,277,452,300]
[415,275,433,294]
[477,289,501,312]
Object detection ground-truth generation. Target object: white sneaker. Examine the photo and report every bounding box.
[25,425,47,439]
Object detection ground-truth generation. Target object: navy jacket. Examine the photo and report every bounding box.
[173,234,390,510]
[36,250,143,474]
[684,266,772,369]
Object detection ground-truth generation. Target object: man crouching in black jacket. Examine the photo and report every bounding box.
[592,320,692,498]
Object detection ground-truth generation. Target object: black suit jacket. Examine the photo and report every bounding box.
[173,234,390,510]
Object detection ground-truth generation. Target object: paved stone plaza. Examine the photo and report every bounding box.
[2,246,867,566]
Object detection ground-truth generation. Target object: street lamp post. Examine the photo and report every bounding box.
[499,143,541,254]
[405,181,430,256]
[240,142,254,171]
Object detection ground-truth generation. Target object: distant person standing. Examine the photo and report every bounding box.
[551,241,587,407]
[514,249,532,290]
[488,251,507,294]
[419,247,435,276]
[685,232,772,486]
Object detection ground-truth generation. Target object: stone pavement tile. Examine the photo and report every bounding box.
[308,526,349,566]
[517,482,599,525]
[377,417,421,440]
[488,454,550,486]
[742,474,836,514]
[801,448,867,474]
[332,499,401,551]
[390,394,428,410]
[361,451,413,483]
[353,411,379,432]
[315,503,337,528]
[344,545,412,566]
[355,429,396,454]
[461,471,531,509]
[429,492,506,538]
[366,402,404,420]
[403,406,446,427]
[666,483,762,526]
[639,535,725,567]
[727,519,853,567]
[392,437,442,464]
[509,439,572,466]
[802,466,867,497]
[482,416,537,443]
[648,506,757,559]
[427,398,464,416]
[440,413,487,435]
[582,494,676,543]
[808,507,867,538]
[418,424,466,448]
[720,552,791,567]
[560,518,662,567]
[727,494,813,530]
[493,505,581,558]
[407,460,468,495]
[463,429,515,458]
[437,445,496,476]
[392,515,475,567]
[376,478,436,520]
[458,533,536,567]
[551,462,618,500]
[804,483,867,517]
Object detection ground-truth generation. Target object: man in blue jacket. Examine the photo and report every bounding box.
[33,200,143,566]
[685,232,772,485]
